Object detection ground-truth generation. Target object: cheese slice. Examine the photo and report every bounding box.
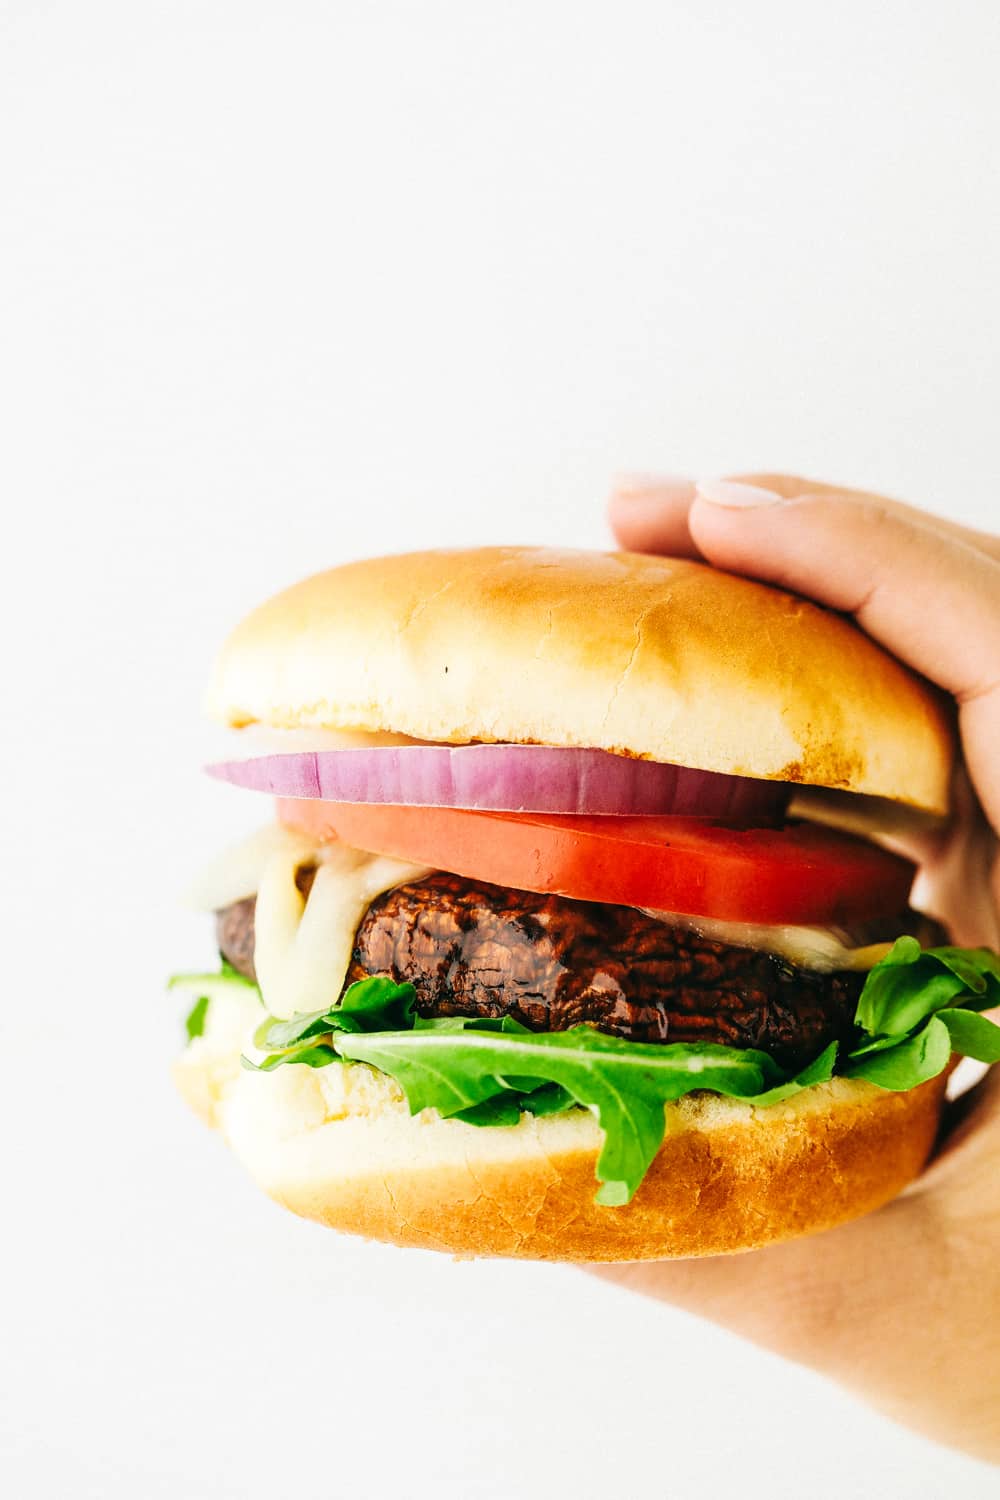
[186,821,317,912]
[252,843,430,1019]
[640,909,892,973]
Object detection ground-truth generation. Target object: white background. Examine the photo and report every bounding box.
[2,3,999,1497]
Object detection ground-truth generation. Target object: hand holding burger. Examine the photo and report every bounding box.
[603,471,1000,1463]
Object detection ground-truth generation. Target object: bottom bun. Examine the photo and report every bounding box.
[176,1015,946,1260]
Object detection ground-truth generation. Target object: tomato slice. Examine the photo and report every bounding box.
[276,800,914,926]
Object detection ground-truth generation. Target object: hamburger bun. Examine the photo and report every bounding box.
[175,1032,947,1260]
[208,546,954,813]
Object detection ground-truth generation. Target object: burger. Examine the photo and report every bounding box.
[171,546,1000,1260]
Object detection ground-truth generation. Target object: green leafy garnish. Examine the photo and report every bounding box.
[259,976,417,1048]
[184,995,210,1041]
[332,1028,839,1204]
[938,1008,1000,1064]
[336,1027,782,1203]
[855,937,1000,1036]
[844,941,1000,1093]
[172,937,1000,1206]
[168,964,254,1042]
[453,1095,525,1127]
[244,977,417,1071]
[844,1014,953,1089]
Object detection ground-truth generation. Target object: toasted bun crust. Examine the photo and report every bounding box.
[208,547,953,812]
[176,1035,946,1260]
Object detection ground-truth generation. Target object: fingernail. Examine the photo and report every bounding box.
[612,473,694,502]
[696,478,784,509]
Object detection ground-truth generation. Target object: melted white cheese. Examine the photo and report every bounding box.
[640,909,891,972]
[186,821,317,912]
[252,842,430,1019]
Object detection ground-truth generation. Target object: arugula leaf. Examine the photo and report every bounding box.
[844,1015,953,1089]
[844,942,1000,1091]
[938,1008,1000,1064]
[255,977,416,1052]
[168,968,258,1000]
[742,1041,839,1105]
[184,995,210,1041]
[244,977,416,1071]
[333,1027,784,1204]
[332,976,417,1030]
[449,1077,581,1128]
[246,1038,339,1072]
[169,967,259,1042]
[449,1080,574,1127]
[453,1094,525,1127]
[253,1008,331,1050]
[518,1082,575,1117]
[855,939,1000,1036]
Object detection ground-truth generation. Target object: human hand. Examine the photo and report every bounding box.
[598,473,1000,1462]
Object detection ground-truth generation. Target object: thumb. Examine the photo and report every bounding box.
[689,479,1000,831]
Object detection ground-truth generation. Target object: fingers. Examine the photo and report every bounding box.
[607,476,700,557]
[688,482,1000,698]
[730,473,1000,562]
[689,482,1000,698]
[687,484,1000,826]
[608,471,1000,564]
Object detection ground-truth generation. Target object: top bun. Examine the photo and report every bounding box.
[208,546,953,813]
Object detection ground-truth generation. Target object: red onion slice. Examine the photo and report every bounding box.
[206,745,789,821]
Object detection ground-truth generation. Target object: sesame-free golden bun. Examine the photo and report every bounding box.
[175,1032,946,1261]
[207,546,954,814]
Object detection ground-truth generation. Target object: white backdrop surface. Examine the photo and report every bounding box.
[2,3,999,1497]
